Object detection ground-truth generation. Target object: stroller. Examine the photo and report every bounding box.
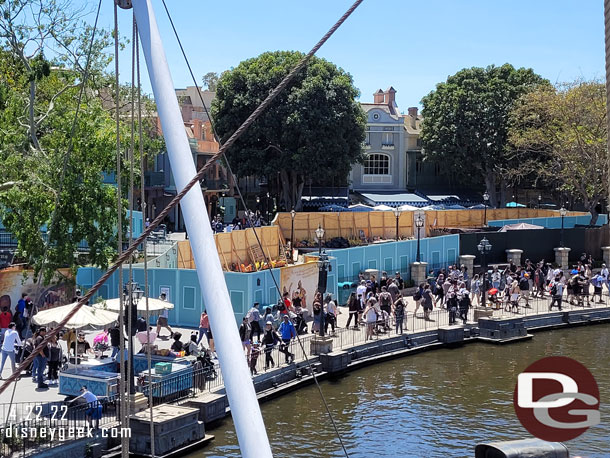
[196,348,217,380]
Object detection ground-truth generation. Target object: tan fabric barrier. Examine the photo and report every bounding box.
[273,209,584,243]
[177,226,285,271]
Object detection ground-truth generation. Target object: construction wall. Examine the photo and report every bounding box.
[273,208,580,243]
[177,226,284,270]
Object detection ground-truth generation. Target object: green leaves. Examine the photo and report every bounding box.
[211,51,365,210]
[421,64,548,205]
[508,80,607,222]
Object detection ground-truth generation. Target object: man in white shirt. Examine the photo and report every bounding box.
[0,323,21,378]
[324,294,338,335]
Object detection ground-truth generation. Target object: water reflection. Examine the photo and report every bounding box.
[197,325,610,458]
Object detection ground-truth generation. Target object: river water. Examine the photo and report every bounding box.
[196,325,610,458]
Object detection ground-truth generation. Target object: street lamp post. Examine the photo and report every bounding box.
[393,208,401,241]
[123,280,144,395]
[560,206,567,247]
[266,192,271,224]
[415,214,424,263]
[538,194,542,210]
[290,208,296,262]
[477,237,492,309]
[483,191,489,226]
[315,225,327,337]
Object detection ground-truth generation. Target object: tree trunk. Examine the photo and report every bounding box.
[279,170,305,211]
[484,170,497,208]
[499,177,509,208]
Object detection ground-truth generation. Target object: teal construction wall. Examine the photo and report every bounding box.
[488,214,607,229]
[76,258,338,328]
[325,234,460,283]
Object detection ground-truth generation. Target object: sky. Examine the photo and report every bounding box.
[94,0,605,111]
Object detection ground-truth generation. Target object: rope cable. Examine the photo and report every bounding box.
[161,1,357,455]
[0,6,364,436]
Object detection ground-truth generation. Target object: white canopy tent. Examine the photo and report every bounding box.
[94,297,174,314]
[32,303,118,330]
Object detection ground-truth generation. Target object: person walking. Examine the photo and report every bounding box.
[246,303,262,342]
[422,284,434,321]
[262,321,279,370]
[591,272,604,303]
[601,263,610,295]
[324,294,338,335]
[198,311,209,345]
[413,283,424,314]
[345,292,358,329]
[0,323,21,379]
[363,298,378,342]
[471,274,481,307]
[47,334,62,385]
[278,315,296,364]
[549,276,564,311]
[378,286,392,322]
[156,293,173,338]
[458,290,471,324]
[446,283,458,325]
[392,296,405,334]
[519,274,531,308]
[33,327,49,389]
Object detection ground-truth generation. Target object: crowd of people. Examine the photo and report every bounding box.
[422,254,604,316]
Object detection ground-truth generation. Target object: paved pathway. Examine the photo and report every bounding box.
[1,292,607,406]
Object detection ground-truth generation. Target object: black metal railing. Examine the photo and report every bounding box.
[0,396,121,457]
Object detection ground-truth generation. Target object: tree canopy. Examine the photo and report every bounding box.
[0,0,161,283]
[508,80,607,223]
[211,51,366,210]
[420,64,549,207]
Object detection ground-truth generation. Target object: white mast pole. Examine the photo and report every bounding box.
[132,1,273,456]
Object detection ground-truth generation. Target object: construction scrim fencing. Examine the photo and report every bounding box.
[177,226,285,271]
[273,208,577,243]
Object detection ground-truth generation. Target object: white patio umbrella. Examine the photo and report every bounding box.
[94,297,174,313]
[32,303,118,330]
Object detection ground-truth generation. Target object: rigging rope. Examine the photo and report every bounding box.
[0,7,365,436]
[160,1,355,455]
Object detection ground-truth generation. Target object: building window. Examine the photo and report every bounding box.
[382,133,394,146]
[364,153,389,175]
[416,138,422,147]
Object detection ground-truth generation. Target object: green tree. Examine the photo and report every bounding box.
[211,51,366,210]
[420,64,549,207]
[509,81,607,224]
[0,0,162,283]
[202,71,219,91]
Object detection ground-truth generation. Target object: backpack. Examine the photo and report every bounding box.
[550,283,557,296]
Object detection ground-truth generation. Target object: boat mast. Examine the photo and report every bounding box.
[130,1,273,456]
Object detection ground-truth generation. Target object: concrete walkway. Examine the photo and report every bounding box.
[1,292,606,406]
